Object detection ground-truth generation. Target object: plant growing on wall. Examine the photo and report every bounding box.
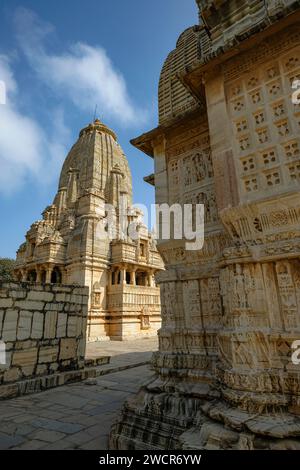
[0,258,16,281]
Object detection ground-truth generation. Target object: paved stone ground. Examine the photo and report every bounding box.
[86,336,158,368]
[0,338,158,450]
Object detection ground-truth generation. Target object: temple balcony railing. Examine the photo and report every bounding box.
[111,242,137,264]
[148,251,163,268]
[107,284,161,309]
[35,243,66,263]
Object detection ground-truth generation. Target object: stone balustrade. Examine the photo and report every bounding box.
[111,242,136,264]
[107,285,160,309]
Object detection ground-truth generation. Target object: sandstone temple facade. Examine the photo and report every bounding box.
[110,1,300,450]
[14,119,163,341]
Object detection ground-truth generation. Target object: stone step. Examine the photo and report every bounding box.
[0,356,153,400]
[0,355,111,400]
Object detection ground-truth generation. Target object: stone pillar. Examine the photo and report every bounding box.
[204,71,240,211]
[153,136,168,206]
[36,267,41,283]
[147,271,154,287]
[21,270,27,282]
[46,267,52,284]
[120,267,127,285]
[130,269,136,286]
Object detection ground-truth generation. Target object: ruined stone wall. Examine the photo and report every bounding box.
[0,282,88,386]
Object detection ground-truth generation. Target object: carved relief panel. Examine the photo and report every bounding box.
[200,277,222,328]
[275,260,300,330]
[182,279,201,328]
[160,282,177,329]
[218,257,300,399]
[166,120,220,229]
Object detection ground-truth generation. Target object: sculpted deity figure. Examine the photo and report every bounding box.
[233,264,247,309]
[193,153,206,182]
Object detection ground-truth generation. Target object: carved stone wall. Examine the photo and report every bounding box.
[110,3,300,450]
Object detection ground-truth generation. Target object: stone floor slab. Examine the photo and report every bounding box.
[1,363,153,450]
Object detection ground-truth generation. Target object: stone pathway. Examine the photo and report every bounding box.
[0,338,158,450]
[86,336,158,371]
[0,364,154,449]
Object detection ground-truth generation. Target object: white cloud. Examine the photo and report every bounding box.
[0,7,145,195]
[0,57,68,195]
[14,8,146,125]
[0,55,17,96]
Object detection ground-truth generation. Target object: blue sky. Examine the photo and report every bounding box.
[0,0,198,258]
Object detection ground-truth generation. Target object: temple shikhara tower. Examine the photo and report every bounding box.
[14,119,163,341]
[110,1,300,450]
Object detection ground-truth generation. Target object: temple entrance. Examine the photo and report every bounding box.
[27,270,37,282]
[40,270,46,284]
[136,271,147,286]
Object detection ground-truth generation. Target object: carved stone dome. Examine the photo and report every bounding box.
[57,119,132,205]
[79,118,117,141]
[158,26,201,124]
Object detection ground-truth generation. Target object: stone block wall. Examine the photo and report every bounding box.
[0,282,89,385]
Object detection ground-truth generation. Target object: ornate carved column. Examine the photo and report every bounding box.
[130,269,136,286]
[201,19,300,446]
[45,266,52,284]
[36,266,41,283]
[110,4,300,450]
[147,270,154,287]
[120,266,127,285]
